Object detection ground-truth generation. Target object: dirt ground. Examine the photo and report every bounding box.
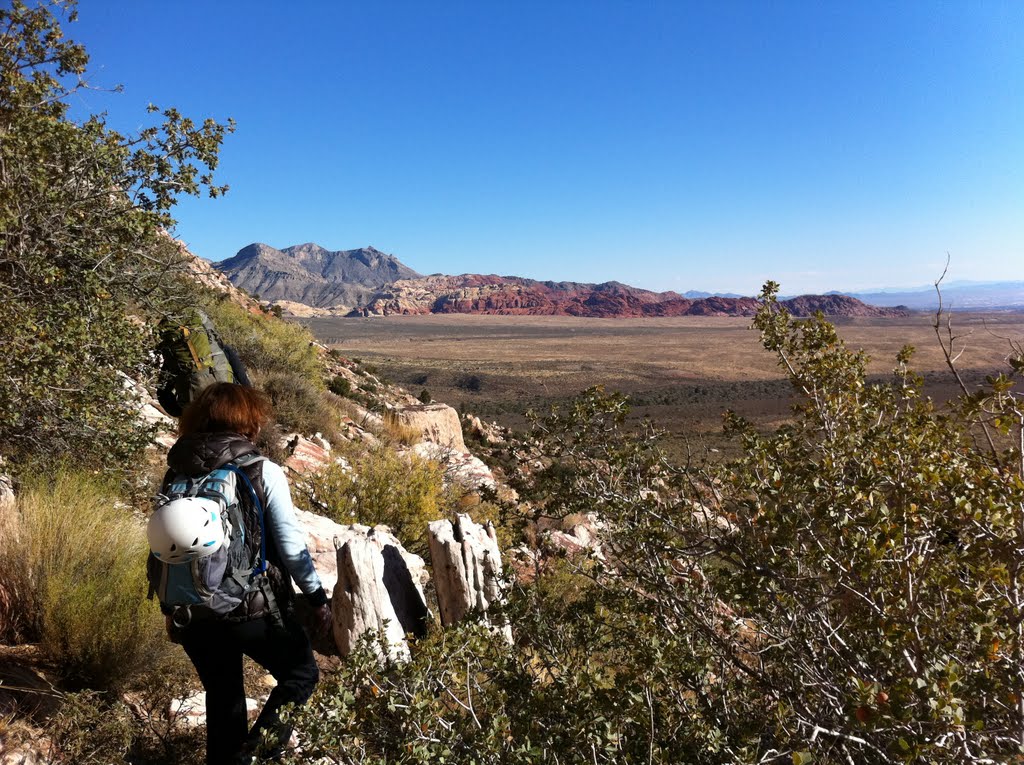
[303,312,1024,458]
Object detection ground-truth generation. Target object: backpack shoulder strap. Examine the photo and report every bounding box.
[223,458,269,574]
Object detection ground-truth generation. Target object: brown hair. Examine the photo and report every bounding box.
[178,383,272,440]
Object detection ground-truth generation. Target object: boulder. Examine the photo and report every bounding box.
[387,404,466,452]
[547,530,593,557]
[170,691,259,729]
[462,414,506,446]
[118,371,176,450]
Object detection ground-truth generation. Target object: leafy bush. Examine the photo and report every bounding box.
[296,446,445,555]
[417,389,432,404]
[290,283,1024,764]
[203,298,324,388]
[0,471,168,691]
[0,2,230,476]
[284,566,656,765]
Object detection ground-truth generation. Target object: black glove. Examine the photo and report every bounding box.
[311,604,333,640]
[294,590,338,656]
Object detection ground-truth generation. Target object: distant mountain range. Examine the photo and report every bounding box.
[215,243,908,318]
[216,243,421,308]
[833,282,1024,312]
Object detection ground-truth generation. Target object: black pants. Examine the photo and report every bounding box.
[181,615,319,764]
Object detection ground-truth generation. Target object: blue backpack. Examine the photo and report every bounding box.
[147,455,279,625]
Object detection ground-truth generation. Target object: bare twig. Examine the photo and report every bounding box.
[933,256,1002,466]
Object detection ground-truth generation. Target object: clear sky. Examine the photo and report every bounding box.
[68,1,1022,295]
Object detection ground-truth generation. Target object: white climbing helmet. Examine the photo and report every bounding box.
[147,496,225,563]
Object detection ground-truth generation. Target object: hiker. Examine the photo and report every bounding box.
[151,382,331,764]
[155,308,251,417]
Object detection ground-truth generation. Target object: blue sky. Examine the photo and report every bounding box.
[69,1,1022,295]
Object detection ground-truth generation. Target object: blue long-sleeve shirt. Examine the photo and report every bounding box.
[260,459,323,598]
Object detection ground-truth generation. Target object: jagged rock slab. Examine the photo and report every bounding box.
[428,514,511,642]
[280,433,333,476]
[332,532,424,662]
[293,510,429,601]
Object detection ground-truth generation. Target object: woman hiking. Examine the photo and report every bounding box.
[150,382,332,764]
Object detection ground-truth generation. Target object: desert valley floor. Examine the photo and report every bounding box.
[303,312,1024,457]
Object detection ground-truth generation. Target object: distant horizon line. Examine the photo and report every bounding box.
[197,239,1023,301]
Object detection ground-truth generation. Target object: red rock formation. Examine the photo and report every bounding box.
[355,275,907,318]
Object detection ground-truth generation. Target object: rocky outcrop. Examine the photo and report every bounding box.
[293,510,429,599]
[280,433,333,476]
[545,513,605,560]
[411,442,497,492]
[332,528,430,662]
[780,293,905,317]
[273,300,352,318]
[462,414,507,447]
[386,403,466,452]
[428,514,511,642]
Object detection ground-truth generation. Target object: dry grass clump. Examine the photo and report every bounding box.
[255,369,340,440]
[381,412,423,446]
[0,471,167,691]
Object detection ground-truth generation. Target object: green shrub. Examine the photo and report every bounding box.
[0,471,168,692]
[203,298,324,388]
[296,446,445,555]
[328,374,353,397]
[0,4,229,477]
[49,651,205,765]
[284,567,644,765]
[49,692,135,764]
[417,389,432,404]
